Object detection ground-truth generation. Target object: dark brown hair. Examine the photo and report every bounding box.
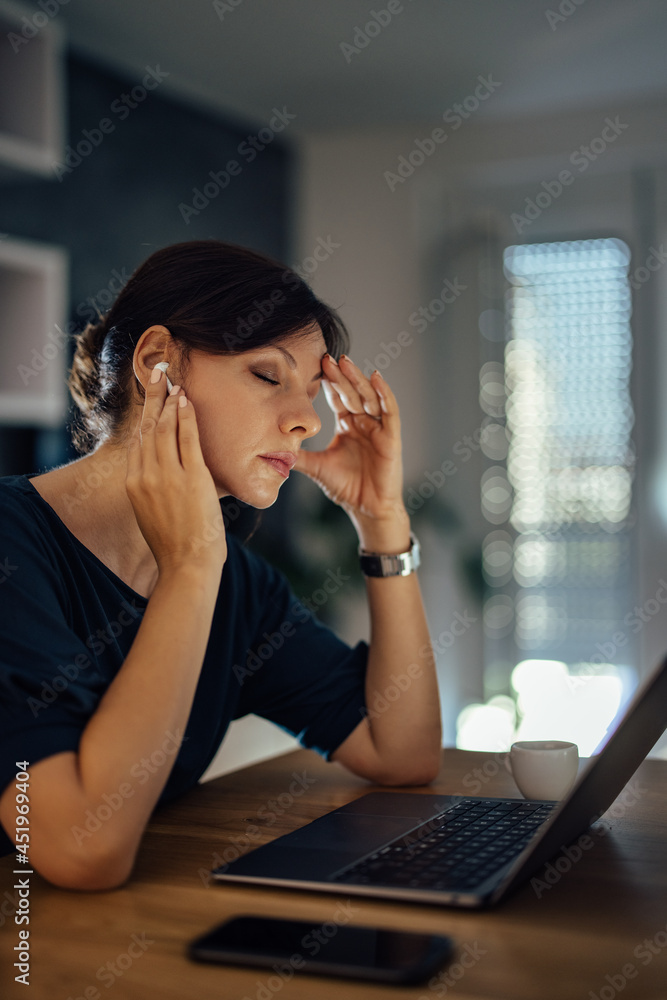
[67,239,350,454]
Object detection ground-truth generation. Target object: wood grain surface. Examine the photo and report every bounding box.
[1,748,665,1000]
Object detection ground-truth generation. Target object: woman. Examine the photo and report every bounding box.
[0,240,441,890]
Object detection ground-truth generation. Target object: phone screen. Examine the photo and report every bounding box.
[188,914,454,985]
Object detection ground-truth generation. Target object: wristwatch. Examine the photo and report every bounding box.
[359,533,421,578]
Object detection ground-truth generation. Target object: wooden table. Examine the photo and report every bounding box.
[1,748,666,1000]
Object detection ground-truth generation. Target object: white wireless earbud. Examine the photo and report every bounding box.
[153,361,174,391]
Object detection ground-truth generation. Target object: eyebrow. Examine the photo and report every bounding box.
[262,345,324,381]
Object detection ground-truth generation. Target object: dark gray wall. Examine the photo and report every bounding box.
[0,51,293,474]
[0,53,348,617]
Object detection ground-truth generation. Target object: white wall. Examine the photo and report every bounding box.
[204,94,667,779]
[292,96,667,747]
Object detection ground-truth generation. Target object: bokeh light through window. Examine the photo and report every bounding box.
[459,238,636,756]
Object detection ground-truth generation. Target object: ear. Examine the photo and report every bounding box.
[132,326,177,390]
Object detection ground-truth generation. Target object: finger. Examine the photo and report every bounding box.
[293,445,322,479]
[340,354,384,418]
[322,354,366,415]
[370,370,401,437]
[321,379,365,436]
[176,393,207,471]
[331,354,383,418]
[140,365,169,463]
[153,383,185,466]
[125,428,141,481]
[347,412,384,438]
[322,378,349,421]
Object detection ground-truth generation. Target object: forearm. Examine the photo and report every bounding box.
[352,512,442,783]
[70,563,222,874]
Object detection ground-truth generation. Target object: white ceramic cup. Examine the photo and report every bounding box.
[506,740,579,800]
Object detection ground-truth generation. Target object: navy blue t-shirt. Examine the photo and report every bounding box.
[0,474,368,856]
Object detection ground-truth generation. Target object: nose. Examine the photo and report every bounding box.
[280,397,322,440]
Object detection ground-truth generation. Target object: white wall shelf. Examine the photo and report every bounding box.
[0,0,65,179]
[0,235,69,426]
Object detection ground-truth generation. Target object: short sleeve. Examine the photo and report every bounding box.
[232,545,368,759]
[0,497,130,801]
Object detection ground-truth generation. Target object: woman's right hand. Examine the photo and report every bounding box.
[125,366,227,574]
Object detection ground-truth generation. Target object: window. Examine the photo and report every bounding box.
[457,238,635,754]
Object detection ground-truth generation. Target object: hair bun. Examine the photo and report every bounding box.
[67,316,110,451]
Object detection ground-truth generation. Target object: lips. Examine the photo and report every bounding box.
[259,452,297,479]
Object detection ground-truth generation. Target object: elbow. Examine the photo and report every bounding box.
[41,856,133,893]
[372,752,442,788]
[333,720,442,787]
[410,757,442,787]
[31,836,135,892]
[48,860,132,893]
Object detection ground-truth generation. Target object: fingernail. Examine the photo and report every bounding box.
[178,395,187,408]
[169,384,181,396]
[327,354,339,366]
[150,367,162,383]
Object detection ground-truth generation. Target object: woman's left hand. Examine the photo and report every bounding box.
[294,354,406,526]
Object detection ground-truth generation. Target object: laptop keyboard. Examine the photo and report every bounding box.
[332,798,556,893]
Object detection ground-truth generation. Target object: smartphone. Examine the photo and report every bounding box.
[188,914,454,985]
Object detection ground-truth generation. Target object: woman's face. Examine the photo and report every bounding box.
[181,328,327,507]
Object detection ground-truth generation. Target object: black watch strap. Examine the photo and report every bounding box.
[359,533,421,578]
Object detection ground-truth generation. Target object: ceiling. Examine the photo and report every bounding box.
[47,0,667,133]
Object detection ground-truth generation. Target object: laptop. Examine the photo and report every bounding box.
[212,656,667,907]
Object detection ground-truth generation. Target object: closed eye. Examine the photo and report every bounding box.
[253,371,279,386]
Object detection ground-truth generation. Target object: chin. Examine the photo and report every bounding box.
[215,478,281,510]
